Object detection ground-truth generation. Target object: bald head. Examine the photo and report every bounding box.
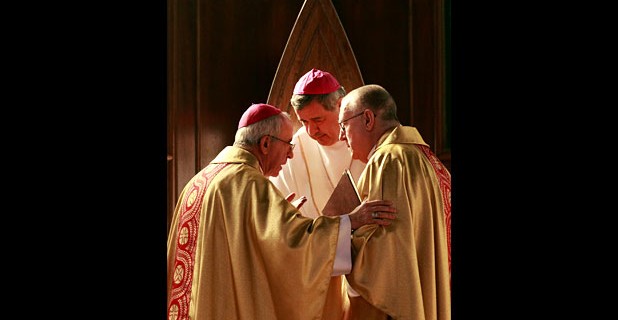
[342,84,399,122]
[339,84,400,162]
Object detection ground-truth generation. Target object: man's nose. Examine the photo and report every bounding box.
[306,122,319,136]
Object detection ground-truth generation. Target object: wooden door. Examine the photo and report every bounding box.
[267,0,364,130]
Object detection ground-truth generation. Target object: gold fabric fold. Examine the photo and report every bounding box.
[346,126,451,320]
[168,146,344,320]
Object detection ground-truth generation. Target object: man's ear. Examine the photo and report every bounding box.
[365,109,375,130]
[259,135,270,153]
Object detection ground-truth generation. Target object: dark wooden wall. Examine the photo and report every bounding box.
[167,0,449,230]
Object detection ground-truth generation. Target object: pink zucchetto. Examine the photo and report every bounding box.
[238,103,282,128]
[293,68,341,95]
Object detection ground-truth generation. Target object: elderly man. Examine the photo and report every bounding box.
[338,85,451,320]
[167,103,397,320]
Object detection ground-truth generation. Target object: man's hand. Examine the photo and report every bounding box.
[348,200,397,230]
[286,193,307,210]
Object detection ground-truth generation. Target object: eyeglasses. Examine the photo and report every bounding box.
[338,111,366,131]
[268,135,295,150]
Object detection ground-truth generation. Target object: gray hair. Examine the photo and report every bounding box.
[290,86,346,112]
[234,112,292,147]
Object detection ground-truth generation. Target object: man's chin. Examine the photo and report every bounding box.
[314,136,335,146]
[265,169,279,178]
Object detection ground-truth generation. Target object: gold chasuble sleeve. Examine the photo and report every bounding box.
[167,146,343,320]
[347,127,451,320]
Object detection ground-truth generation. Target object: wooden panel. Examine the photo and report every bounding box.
[167,0,199,230]
[168,0,304,231]
[410,0,450,170]
[268,0,364,130]
[335,0,411,128]
[336,0,450,170]
[411,0,441,163]
[197,0,304,167]
[167,0,450,232]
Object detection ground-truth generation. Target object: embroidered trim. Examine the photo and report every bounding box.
[418,145,452,283]
[167,163,229,320]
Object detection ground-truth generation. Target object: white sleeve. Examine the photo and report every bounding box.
[331,214,352,276]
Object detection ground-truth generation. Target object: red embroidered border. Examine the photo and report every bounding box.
[167,163,228,320]
[418,145,451,280]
